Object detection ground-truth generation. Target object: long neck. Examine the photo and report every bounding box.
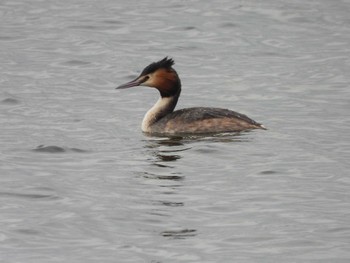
[141,88,181,132]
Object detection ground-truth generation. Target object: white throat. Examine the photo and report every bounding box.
[141,96,176,132]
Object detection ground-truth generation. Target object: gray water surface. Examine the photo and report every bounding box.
[1,0,350,262]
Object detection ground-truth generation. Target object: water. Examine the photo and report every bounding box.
[1,0,350,262]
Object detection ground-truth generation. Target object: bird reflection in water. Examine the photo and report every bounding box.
[141,134,248,239]
[141,137,198,239]
[144,136,189,168]
[142,133,249,179]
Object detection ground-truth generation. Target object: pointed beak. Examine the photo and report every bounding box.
[116,76,147,89]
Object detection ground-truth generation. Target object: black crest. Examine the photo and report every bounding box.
[141,57,175,76]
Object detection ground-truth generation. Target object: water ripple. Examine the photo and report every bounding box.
[32,145,88,153]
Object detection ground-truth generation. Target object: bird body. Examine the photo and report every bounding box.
[117,57,265,135]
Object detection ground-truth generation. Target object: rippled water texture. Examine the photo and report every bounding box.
[1,0,350,262]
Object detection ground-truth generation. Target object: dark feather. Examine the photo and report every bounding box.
[141,57,175,75]
[160,107,262,126]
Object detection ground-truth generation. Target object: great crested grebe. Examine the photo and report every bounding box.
[116,57,265,135]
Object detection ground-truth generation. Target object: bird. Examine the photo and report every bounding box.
[116,57,266,135]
